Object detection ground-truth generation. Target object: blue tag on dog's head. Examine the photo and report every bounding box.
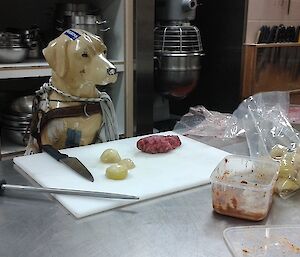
[64,29,81,40]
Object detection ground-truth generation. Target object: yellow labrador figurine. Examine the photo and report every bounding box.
[25,29,119,154]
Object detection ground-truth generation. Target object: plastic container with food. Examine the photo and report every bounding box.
[210,155,280,221]
[223,225,300,257]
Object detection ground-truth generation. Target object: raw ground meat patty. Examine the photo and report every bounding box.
[137,135,181,154]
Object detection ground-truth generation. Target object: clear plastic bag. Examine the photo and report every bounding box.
[173,106,232,138]
[224,91,300,199]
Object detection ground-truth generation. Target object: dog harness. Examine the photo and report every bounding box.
[25,78,119,154]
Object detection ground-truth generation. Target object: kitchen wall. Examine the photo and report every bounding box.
[246,0,300,44]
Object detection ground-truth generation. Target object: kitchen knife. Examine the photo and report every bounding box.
[42,144,94,182]
[0,179,139,200]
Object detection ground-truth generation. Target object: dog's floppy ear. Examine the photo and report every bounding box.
[43,37,69,78]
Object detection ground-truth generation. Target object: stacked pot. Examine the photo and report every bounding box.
[54,3,109,39]
[0,95,33,146]
[0,27,42,63]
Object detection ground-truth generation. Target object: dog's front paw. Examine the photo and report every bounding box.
[41,120,65,148]
[24,136,40,155]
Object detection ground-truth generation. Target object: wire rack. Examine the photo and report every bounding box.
[154,25,203,54]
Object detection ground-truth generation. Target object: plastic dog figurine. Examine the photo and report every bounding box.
[25,29,119,154]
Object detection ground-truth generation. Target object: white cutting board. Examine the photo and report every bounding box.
[13,131,229,218]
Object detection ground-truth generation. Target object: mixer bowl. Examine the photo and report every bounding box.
[155,69,199,99]
[154,53,203,99]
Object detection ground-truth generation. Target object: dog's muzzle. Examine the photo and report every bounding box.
[107,67,117,76]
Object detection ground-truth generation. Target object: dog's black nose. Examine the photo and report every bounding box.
[107,67,117,76]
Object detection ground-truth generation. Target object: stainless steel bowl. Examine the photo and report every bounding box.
[0,47,28,63]
[154,53,203,99]
[1,127,30,146]
[10,95,34,114]
[0,117,30,128]
[1,112,32,122]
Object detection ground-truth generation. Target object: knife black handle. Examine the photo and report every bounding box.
[42,145,68,161]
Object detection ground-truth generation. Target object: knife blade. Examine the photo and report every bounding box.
[0,179,139,200]
[42,145,94,182]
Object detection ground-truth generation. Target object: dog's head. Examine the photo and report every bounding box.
[43,29,118,86]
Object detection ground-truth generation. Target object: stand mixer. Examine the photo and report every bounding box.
[154,0,204,129]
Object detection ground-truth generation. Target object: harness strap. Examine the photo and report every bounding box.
[31,103,102,150]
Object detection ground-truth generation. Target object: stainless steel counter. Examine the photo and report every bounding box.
[1,138,300,257]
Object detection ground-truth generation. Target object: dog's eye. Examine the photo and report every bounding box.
[82,53,89,58]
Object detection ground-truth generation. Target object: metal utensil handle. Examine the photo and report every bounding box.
[0,180,138,200]
[95,20,107,25]
[42,144,68,161]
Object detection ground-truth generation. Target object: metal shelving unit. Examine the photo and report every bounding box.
[0,59,125,79]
